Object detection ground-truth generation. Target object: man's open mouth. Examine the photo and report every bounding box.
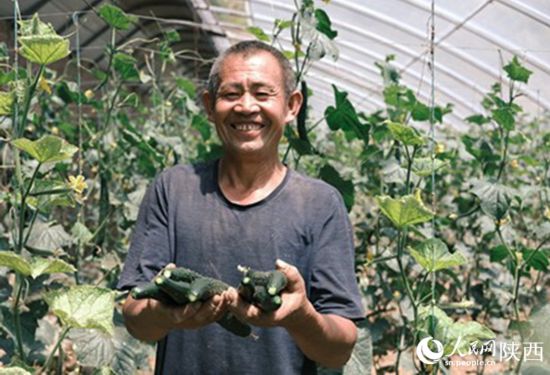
[231,123,264,131]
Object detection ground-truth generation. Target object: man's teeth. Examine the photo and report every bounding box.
[234,124,262,131]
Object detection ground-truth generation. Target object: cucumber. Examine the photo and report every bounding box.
[187,277,229,302]
[266,271,287,296]
[163,266,202,283]
[216,312,252,337]
[253,285,282,312]
[154,276,191,305]
[131,283,176,306]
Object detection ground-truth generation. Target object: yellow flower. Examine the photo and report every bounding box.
[51,126,59,135]
[510,159,519,169]
[435,143,445,154]
[38,74,52,95]
[67,175,87,195]
[449,213,458,220]
[84,89,94,100]
[544,207,550,220]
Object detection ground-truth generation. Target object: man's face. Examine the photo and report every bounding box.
[203,51,302,158]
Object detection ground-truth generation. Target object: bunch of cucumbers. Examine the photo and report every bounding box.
[130,265,288,337]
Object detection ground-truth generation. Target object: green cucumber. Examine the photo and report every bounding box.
[266,271,287,296]
[216,312,252,337]
[253,285,282,312]
[154,276,191,305]
[187,277,229,302]
[163,266,202,283]
[131,283,176,306]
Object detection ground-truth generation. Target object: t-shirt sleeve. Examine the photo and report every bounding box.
[308,190,365,322]
[117,174,173,290]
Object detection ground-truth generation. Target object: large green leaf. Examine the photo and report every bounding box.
[418,305,495,355]
[408,238,466,272]
[98,4,137,30]
[17,14,69,65]
[386,122,425,146]
[503,56,533,83]
[411,158,447,177]
[0,91,14,115]
[0,251,75,278]
[319,164,355,211]
[30,258,75,278]
[12,135,77,164]
[46,285,115,334]
[375,191,434,229]
[26,220,72,253]
[70,327,153,372]
[471,181,511,220]
[71,222,94,245]
[0,251,32,275]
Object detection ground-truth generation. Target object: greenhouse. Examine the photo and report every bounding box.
[0,0,549,374]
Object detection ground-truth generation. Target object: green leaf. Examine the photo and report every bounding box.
[0,251,31,276]
[113,53,140,81]
[324,85,368,142]
[319,164,354,212]
[522,248,549,271]
[490,244,509,262]
[465,114,490,126]
[26,221,72,253]
[12,135,77,164]
[418,305,495,355]
[0,91,14,115]
[17,14,70,65]
[71,222,94,245]
[30,258,76,278]
[411,102,430,122]
[411,158,447,177]
[471,181,511,220]
[492,107,515,131]
[314,9,337,40]
[45,285,115,334]
[375,192,434,229]
[275,19,293,30]
[386,122,425,146]
[246,26,270,42]
[98,4,137,30]
[503,56,533,83]
[408,238,466,272]
[175,77,196,97]
[191,114,211,141]
[0,368,33,375]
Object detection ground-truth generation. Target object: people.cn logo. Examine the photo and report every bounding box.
[416,336,444,364]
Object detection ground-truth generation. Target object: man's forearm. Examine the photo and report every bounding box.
[122,296,171,342]
[284,301,358,368]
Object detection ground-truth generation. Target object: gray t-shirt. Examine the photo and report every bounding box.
[117,160,364,375]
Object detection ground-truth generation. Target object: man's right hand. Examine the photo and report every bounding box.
[122,293,228,342]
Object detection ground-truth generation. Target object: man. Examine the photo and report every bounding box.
[118,40,364,374]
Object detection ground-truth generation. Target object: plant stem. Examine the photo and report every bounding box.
[42,326,70,373]
[16,162,41,254]
[17,64,44,137]
[12,273,26,361]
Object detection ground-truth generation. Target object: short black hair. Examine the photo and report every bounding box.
[206,40,296,105]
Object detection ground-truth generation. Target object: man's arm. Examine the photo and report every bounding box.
[122,294,227,342]
[225,259,358,368]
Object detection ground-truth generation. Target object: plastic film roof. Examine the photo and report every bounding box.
[1,0,549,131]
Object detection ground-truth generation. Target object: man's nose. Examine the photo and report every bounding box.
[234,93,259,114]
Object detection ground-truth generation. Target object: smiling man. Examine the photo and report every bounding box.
[118,40,364,375]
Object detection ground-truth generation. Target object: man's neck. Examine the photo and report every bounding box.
[217,154,287,205]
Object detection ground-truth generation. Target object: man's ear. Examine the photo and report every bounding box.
[202,90,214,121]
[284,89,304,123]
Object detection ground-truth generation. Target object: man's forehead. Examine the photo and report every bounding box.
[218,51,283,81]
